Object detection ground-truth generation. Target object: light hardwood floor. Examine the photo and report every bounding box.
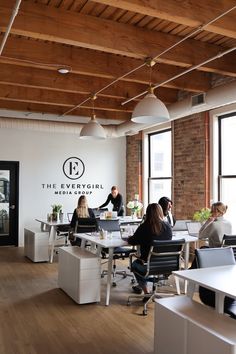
[0,247,154,354]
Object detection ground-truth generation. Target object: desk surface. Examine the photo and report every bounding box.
[173,265,236,300]
[74,232,128,248]
[173,231,197,243]
[35,218,69,226]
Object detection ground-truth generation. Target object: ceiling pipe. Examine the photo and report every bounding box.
[1,80,236,136]
[0,0,22,55]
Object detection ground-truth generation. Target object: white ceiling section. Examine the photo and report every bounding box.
[0,0,236,134]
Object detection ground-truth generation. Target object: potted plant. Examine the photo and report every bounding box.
[127,196,143,219]
[51,204,63,221]
[193,207,211,223]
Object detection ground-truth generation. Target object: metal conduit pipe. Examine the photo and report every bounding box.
[0,0,22,56]
[1,79,236,137]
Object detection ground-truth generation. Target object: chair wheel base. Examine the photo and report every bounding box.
[112,282,117,287]
[142,310,147,316]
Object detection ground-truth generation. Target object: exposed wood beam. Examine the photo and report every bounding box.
[0,100,131,121]
[0,1,235,76]
[94,0,236,39]
[0,84,135,113]
[0,63,178,103]
[1,36,212,92]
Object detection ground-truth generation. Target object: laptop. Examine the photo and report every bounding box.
[186,221,202,237]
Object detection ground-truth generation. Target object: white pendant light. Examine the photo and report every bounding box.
[131,58,169,124]
[80,94,106,139]
[80,113,106,139]
[131,87,170,124]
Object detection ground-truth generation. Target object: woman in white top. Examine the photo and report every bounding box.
[199,202,232,248]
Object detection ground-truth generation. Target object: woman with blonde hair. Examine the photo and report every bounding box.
[128,203,172,295]
[199,201,232,248]
[70,196,95,229]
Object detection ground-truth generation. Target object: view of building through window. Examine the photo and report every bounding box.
[148,130,172,203]
[219,113,236,232]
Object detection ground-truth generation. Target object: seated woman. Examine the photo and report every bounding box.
[70,196,96,245]
[198,201,232,248]
[158,196,176,227]
[128,203,172,295]
[192,202,235,318]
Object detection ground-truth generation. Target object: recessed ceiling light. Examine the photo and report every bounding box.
[57,68,70,74]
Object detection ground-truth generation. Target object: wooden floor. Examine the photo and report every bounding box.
[0,247,154,354]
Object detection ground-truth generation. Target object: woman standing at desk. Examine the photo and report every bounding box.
[98,186,124,216]
[128,203,172,295]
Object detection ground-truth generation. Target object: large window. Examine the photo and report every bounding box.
[219,113,236,232]
[148,129,172,203]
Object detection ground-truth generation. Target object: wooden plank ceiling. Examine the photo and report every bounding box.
[0,0,236,125]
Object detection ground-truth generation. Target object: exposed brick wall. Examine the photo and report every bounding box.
[126,132,142,215]
[172,112,210,219]
[126,113,210,220]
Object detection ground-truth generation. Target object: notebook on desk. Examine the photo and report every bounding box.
[186,222,202,237]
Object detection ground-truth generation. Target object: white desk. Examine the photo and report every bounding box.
[74,232,128,306]
[173,231,197,269]
[173,265,236,314]
[119,216,142,225]
[36,219,70,263]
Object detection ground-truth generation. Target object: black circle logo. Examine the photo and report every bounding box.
[63,157,85,180]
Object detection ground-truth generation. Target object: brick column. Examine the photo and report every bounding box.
[172,112,210,219]
[126,132,142,215]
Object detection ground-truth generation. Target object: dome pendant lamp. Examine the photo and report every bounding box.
[80,95,106,140]
[131,58,170,124]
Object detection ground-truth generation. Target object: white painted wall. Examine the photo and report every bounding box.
[0,127,126,245]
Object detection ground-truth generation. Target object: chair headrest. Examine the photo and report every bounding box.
[196,247,235,268]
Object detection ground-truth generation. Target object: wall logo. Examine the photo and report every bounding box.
[63,157,85,180]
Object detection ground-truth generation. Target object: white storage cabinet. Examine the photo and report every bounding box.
[24,227,49,262]
[58,246,101,304]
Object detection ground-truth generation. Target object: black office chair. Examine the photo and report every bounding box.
[195,247,236,319]
[56,213,73,247]
[97,219,135,286]
[127,238,185,315]
[222,234,236,260]
[73,217,98,246]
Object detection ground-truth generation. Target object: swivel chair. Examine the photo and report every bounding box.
[97,219,135,286]
[127,238,185,315]
[73,217,98,246]
[56,213,73,247]
[222,234,236,260]
[195,247,236,319]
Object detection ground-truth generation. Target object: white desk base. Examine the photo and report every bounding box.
[154,296,236,354]
[76,232,128,306]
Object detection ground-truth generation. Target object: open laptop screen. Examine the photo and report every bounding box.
[186,222,202,236]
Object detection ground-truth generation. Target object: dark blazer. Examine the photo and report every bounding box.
[128,221,172,261]
[99,192,124,216]
[70,208,95,229]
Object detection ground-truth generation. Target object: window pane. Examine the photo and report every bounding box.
[221,115,236,175]
[0,171,10,237]
[220,177,236,233]
[149,179,172,203]
[150,131,171,177]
